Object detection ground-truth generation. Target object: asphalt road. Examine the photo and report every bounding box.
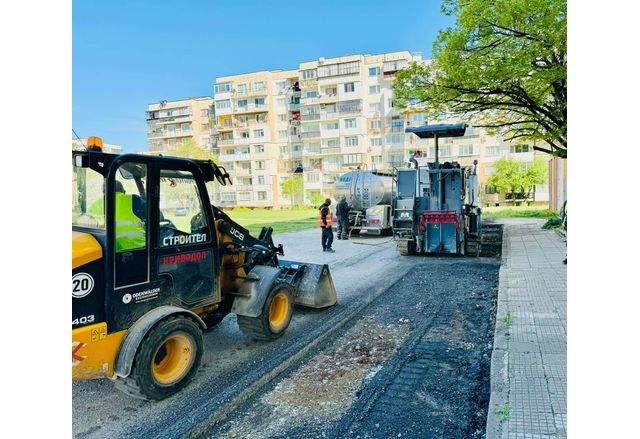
[72,230,423,439]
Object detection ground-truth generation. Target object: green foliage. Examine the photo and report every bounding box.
[280,175,304,206]
[495,402,511,421]
[393,0,567,157]
[483,207,556,218]
[309,192,326,207]
[172,139,218,161]
[542,216,562,229]
[487,157,548,205]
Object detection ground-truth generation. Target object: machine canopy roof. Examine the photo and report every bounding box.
[405,123,467,138]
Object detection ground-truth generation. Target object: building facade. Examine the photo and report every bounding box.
[147,97,214,154]
[150,51,551,208]
[211,69,302,208]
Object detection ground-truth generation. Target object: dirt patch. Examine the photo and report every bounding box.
[218,317,410,439]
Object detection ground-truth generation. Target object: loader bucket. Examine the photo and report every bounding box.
[279,260,337,308]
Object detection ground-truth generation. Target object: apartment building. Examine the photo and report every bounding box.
[151,51,550,208]
[297,51,426,202]
[211,70,302,208]
[147,97,214,154]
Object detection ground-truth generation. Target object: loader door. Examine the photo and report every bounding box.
[155,167,219,307]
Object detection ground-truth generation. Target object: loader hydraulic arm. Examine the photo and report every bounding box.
[211,205,284,269]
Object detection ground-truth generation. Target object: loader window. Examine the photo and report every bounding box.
[158,170,209,247]
[73,165,105,229]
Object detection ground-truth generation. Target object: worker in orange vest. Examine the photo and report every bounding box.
[318,198,335,253]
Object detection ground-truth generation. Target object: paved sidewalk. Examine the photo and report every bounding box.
[486,219,567,439]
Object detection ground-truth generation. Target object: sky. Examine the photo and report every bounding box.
[73,0,455,152]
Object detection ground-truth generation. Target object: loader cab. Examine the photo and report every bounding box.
[72,150,223,332]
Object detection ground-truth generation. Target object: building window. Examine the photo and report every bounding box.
[485,145,500,156]
[200,109,209,117]
[221,193,236,202]
[253,129,264,138]
[306,91,318,98]
[255,161,265,170]
[326,138,339,147]
[238,115,249,124]
[344,118,357,129]
[458,144,474,156]
[241,131,250,138]
[386,134,403,144]
[369,85,381,94]
[278,130,288,138]
[411,113,425,122]
[372,155,382,165]
[215,99,231,109]
[238,192,252,202]
[510,144,530,153]
[277,98,286,107]
[343,153,363,164]
[325,104,337,113]
[253,81,266,91]
[344,82,356,93]
[369,67,380,76]
[280,145,289,154]
[387,98,394,108]
[485,185,499,195]
[256,114,266,123]
[237,83,247,93]
[369,120,382,129]
[278,114,287,122]
[370,137,382,146]
[345,136,358,147]
[237,99,247,108]
[257,191,267,201]
[306,173,319,183]
[254,144,265,153]
[301,69,317,80]
[214,82,232,94]
[369,103,382,113]
[326,122,339,130]
[255,98,266,106]
[324,87,337,95]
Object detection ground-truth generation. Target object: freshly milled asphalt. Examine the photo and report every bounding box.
[205,242,502,438]
[72,229,423,439]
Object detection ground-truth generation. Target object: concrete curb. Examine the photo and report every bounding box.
[486,223,511,439]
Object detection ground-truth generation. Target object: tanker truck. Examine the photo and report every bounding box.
[327,170,394,236]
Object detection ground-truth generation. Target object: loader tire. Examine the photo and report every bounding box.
[237,283,294,341]
[115,316,203,401]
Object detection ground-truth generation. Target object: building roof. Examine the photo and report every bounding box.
[405,123,468,138]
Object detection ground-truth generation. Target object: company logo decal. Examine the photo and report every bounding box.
[123,287,160,304]
[72,273,95,298]
[229,227,245,241]
[162,251,208,266]
[162,233,207,247]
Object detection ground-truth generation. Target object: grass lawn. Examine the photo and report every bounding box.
[482,205,557,218]
[162,208,318,236]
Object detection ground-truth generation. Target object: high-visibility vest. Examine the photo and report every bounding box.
[318,206,333,227]
[115,193,146,252]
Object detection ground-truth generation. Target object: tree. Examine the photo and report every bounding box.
[393,0,567,158]
[309,192,325,207]
[280,174,304,207]
[172,139,218,161]
[487,157,548,205]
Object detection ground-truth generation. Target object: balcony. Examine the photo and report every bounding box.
[146,111,191,122]
[320,147,341,155]
[301,131,321,139]
[300,113,321,121]
[220,153,251,162]
[147,129,193,139]
[217,138,235,146]
[320,111,339,120]
[234,137,254,145]
[233,167,252,176]
[233,87,268,98]
[318,93,339,104]
[234,103,269,114]
[288,103,300,110]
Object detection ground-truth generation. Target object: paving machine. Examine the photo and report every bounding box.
[393,124,482,256]
[72,137,337,400]
[327,169,394,235]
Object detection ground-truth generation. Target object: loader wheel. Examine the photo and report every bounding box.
[237,283,294,341]
[115,316,203,401]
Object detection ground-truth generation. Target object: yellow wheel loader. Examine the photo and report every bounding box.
[72,138,337,400]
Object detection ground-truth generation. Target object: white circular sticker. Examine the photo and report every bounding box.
[122,294,132,304]
[72,273,94,298]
